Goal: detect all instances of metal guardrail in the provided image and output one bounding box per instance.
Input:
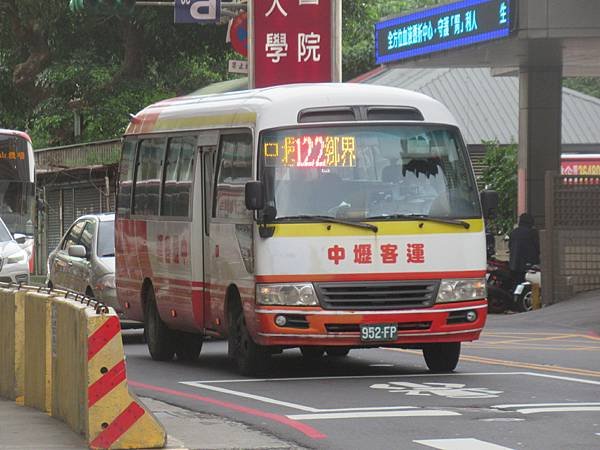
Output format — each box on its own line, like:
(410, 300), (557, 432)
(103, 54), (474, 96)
(35, 139), (121, 171)
(0, 281), (109, 314)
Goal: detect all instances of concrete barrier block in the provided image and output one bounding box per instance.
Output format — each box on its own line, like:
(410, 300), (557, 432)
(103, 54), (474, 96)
(24, 292), (53, 412)
(51, 296), (88, 436)
(85, 309), (166, 449)
(0, 288), (24, 402)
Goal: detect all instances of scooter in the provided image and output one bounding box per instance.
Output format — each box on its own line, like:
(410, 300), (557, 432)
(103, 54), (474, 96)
(486, 256), (515, 314)
(513, 265), (541, 312)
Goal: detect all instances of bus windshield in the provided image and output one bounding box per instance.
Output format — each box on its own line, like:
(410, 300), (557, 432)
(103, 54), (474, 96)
(260, 125), (481, 221)
(0, 133), (35, 235)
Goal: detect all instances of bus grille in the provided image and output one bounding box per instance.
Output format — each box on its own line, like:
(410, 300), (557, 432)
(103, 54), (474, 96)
(315, 280), (439, 310)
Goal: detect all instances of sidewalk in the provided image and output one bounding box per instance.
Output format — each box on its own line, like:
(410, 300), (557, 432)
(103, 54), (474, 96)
(0, 396), (299, 450)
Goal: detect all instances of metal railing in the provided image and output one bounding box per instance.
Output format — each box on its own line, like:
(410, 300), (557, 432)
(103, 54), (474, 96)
(35, 139), (121, 171)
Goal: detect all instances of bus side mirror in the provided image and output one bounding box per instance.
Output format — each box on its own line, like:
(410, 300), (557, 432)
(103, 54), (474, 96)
(245, 181), (265, 211)
(480, 190), (499, 219)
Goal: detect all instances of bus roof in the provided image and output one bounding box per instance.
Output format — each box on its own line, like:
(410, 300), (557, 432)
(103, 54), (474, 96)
(0, 129), (31, 143)
(125, 83), (459, 136)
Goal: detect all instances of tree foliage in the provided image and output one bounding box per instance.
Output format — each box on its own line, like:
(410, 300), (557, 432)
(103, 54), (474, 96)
(480, 141), (518, 234)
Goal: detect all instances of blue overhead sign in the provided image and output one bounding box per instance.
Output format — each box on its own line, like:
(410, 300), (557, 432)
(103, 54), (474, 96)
(375, 0), (512, 64)
(175, 0), (220, 24)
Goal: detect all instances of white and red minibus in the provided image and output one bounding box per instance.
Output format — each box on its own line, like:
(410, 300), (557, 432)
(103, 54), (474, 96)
(115, 83), (496, 375)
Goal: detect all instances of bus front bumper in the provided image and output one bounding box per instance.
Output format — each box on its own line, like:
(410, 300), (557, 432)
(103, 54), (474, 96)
(252, 300), (487, 347)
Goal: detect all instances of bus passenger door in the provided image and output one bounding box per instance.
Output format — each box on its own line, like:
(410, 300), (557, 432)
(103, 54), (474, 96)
(200, 147), (216, 331)
(189, 133), (217, 332)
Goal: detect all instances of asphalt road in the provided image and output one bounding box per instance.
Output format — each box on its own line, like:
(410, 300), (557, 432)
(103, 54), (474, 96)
(125, 293), (600, 450)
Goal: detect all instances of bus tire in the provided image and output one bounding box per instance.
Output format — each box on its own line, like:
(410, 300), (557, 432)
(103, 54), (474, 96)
(144, 286), (175, 361)
(229, 307), (269, 376)
(175, 332), (203, 361)
(422, 342), (461, 373)
(301, 347), (325, 359)
(326, 347), (350, 357)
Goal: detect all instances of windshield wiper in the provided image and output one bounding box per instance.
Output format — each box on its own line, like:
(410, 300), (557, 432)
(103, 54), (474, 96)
(275, 215), (378, 233)
(365, 214), (470, 229)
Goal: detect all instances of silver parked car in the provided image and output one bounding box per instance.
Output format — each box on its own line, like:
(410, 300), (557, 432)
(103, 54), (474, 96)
(47, 213), (118, 313)
(0, 215), (30, 284)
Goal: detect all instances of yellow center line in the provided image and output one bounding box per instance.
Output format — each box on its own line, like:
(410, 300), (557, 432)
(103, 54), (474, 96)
(464, 344), (600, 351)
(483, 332), (600, 340)
(487, 334), (583, 345)
(384, 348), (600, 378)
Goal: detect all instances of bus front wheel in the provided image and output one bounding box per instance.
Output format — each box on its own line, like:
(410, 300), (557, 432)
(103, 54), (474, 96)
(422, 342), (461, 373)
(229, 308), (269, 376)
(144, 287), (175, 361)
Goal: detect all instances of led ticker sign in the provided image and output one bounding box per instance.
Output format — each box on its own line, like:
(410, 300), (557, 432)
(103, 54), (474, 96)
(375, 0), (511, 64)
(263, 135), (357, 168)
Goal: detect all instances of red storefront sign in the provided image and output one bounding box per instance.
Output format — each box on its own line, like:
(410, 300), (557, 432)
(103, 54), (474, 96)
(561, 159), (600, 176)
(252, 0), (333, 88)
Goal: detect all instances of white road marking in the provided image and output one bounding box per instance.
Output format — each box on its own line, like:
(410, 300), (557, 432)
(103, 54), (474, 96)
(369, 364), (394, 367)
(494, 402), (600, 409)
(183, 371), (527, 384)
(517, 372), (600, 386)
(415, 438), (514, 449)
(515, 406), (600, 414)
(181, 372), (599, 419)
(180, 381), (319, 412)
(493, 402), (600, 415)
(288, 410), (460, 420)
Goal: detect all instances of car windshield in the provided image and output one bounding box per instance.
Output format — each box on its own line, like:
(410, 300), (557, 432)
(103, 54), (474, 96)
(97, 220), (115, 257)
(260, 124), (480, 221)
(0, 218), (13, 242)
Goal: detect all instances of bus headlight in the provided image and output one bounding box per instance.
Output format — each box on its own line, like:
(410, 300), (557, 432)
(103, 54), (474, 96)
(257, 284), (319, 306)
(436, 279), (486, 303)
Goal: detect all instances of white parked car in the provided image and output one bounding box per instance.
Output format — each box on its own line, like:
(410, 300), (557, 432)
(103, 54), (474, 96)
(0, 216), (30, 284)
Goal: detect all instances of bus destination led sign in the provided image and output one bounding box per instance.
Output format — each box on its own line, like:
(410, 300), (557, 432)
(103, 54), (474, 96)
(263, 135), (357, 168)
(375, 0), (511, 64)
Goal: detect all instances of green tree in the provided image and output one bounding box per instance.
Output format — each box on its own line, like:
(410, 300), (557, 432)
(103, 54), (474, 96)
(480, 141), (518, 234)
(1, 0), (444, 147)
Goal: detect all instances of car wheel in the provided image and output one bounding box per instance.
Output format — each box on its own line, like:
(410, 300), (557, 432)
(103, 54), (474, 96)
(301, 347), (325, 359)
(175, 332), (203, 361)
(422, 342), (461, 373)
(144, 286), (175, 361)
(326, 347), (351, 357)
(228, 305), (269, 376)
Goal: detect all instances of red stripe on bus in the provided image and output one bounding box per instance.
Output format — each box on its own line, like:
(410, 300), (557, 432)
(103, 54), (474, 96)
(129, 380), (327, 440)
(88, 360), (127, 408)
(88, 316), (121, 361)
(255, 270), (486, 284)
(89, 401), (145, 449)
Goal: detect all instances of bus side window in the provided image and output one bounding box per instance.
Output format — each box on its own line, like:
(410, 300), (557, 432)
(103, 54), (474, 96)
(214, 132), (253, 219)
(117, 139), (137, 216)
(133, 138), (166, 216)
(161, 136), (195, 218)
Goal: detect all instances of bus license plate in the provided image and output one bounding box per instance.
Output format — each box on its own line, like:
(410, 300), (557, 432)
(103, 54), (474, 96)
(360, 323), (398, 342)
